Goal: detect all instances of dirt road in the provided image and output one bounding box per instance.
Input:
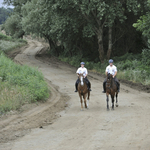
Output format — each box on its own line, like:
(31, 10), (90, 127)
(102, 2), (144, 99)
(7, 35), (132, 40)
(1, 40), (150, 150)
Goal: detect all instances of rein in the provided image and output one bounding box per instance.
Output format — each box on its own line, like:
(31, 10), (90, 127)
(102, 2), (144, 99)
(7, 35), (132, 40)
(106, 75), (113, 94)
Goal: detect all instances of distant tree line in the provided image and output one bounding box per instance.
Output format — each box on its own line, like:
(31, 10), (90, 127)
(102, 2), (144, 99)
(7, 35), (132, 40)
(0, 7), (12, 24)
(2, 0), (150, 62)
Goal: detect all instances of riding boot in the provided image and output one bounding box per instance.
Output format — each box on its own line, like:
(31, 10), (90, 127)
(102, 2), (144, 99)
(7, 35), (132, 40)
(117, 83), (120, 92)
(88, 83), (92, 91)
(74, 82), (78, 92)
(102, 82), (106, 93)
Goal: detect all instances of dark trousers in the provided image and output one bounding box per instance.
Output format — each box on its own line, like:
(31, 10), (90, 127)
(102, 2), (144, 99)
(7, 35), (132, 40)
(75, 77), (91, 90)
(103, 77), (120, 91)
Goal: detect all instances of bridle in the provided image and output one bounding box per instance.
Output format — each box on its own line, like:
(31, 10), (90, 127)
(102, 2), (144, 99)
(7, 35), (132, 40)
(106, 74), (113, 93)
(79, 74), (85, 86)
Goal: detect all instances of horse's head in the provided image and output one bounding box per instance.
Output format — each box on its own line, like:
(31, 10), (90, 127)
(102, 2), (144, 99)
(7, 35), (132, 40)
(107, 73), (113, 82)
(79, 74), (84, 86)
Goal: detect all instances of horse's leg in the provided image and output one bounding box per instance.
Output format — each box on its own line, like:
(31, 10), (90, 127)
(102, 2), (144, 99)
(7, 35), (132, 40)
(87, 91), (90, 108)
(116, 92), (119, 107)
(106, 94), (109, 110)
(79, 94), (83, 111)
(111, 94), (115, 110)
(84, 94), (87, 108)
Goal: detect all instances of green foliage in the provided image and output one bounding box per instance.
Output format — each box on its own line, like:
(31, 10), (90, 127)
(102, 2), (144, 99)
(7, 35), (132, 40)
(141, 49), (150, 65)
(4, 14), (24, 38)
(3, 0), (147, 61)
(0, 81), (32, 113)
(133, 0), (150, 39)
(60, 51), (150, 85)
(0, 53), (49, 114)
(0, 33), (27, 52)
(0, 7), (12, 24)
(0, 32), (12, 40)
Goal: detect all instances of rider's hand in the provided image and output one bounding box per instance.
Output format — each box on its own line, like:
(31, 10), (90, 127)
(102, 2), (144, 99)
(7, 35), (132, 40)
(113, 76), (115, 78)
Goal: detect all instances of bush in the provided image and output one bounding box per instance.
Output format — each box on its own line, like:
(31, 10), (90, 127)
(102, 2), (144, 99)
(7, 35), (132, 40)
(0, 32), (12, 41)
(59, 52), (150, 85)
(142, 49), (150, 65)
(0, 54), (49, 114)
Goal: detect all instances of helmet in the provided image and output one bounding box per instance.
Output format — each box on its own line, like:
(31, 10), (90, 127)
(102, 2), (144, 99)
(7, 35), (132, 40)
(80, 62), (85, 65)
(109, 59), (113, 63)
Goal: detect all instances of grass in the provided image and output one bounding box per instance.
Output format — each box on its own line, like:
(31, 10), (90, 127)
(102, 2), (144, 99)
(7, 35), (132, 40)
(0, 33), (49, 114)
(0, 53), (49, 114)
(0, 33), (27, 53)
(59, 52), (150, 85)
(0, 81), (32, 114)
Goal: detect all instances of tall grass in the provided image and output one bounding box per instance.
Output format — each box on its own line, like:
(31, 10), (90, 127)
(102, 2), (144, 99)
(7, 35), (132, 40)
(0, 33), (27, 53)
(0, 33), (49, 114)
(0, 53), (49, 114)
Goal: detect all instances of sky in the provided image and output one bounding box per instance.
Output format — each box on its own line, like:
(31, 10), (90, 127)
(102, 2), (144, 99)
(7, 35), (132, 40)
(0, 0), (14, 8)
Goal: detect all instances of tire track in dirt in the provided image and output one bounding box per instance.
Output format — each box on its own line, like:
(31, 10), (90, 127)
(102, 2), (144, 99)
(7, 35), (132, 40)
(0, 40), (69, 148)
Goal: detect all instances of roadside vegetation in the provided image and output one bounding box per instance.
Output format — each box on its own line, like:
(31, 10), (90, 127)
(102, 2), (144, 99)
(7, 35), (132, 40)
(0, 33), (49, 114)
(59, 50), (150, 85)
(0, 33), (27, 53)
(1, 1), (150, 89)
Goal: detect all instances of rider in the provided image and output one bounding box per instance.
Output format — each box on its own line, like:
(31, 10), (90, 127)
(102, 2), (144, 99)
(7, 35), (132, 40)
(102, 59), (120, 93)
(74, 62), (91, 92)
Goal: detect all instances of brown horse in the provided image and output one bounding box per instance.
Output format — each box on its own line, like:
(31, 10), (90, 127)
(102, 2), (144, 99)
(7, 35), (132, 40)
(106, 73), (119, 110)
(78, 74), (90, 110)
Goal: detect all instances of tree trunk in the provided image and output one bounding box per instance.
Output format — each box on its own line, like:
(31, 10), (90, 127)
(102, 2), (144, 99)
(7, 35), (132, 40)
(107, 26), (112, 59)
(97, 28), (104, 63)
(48, 38), (54, 50)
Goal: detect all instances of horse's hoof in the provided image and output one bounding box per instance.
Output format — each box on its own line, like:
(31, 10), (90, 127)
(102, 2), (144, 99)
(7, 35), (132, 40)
(112, 108), (114, 110)
(107, 108), (110, 111)
(116, 104), (119, 107)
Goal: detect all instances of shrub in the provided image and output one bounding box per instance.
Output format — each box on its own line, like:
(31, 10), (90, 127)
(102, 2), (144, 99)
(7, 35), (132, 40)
(59, 52), (150, 85)
(142, 49), (150, 66)
(0, 53), (49, 114)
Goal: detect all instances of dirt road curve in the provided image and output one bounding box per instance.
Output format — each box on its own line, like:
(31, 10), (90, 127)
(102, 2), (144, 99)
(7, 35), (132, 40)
(1, 40), (150, 150)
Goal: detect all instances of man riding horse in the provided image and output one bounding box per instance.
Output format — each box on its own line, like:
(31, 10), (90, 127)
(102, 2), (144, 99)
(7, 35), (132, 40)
(102, 59), (120, 93)
(75, 62), (92, 92)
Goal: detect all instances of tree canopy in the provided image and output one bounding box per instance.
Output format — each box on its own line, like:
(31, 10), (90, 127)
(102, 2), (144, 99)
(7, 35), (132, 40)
(2, 0), (149, 62)
(0, 7), (12, 24)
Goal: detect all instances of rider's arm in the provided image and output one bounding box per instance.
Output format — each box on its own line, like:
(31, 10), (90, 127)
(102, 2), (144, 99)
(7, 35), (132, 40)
(105, 66), (108, 75)
(113, 66), (117, 78)
(84, 69), (88, 78)
(113, 71), (117, 78)
(84, 74), (87, 78)
(76, 68), (80, 76)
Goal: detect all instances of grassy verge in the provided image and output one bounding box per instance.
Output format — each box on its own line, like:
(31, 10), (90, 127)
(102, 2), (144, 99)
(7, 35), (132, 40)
(0, 53), (49, 114)
(0, 33), (49, 114)
(0, 33), (27, 53)
(59, 51), (150, 85)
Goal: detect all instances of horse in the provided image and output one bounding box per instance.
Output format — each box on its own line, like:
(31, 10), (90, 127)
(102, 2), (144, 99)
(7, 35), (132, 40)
(106, 73), (119, 110)
(78, 74), (90, 110)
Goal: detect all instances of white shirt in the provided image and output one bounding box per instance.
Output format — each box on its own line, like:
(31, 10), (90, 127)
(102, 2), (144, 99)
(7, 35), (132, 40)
(76, 67), (88, 77)
(106, 65), (117, 75)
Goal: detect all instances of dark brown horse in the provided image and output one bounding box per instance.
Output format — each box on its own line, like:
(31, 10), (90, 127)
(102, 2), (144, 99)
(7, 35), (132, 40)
(78, 74), (90, 110)
(106, 73), (119, 110)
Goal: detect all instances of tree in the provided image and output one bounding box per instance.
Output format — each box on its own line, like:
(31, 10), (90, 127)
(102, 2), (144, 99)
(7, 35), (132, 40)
(0, 7), (12, 24)
(4, 13), (24, 38)
(133, 0), (150, 39)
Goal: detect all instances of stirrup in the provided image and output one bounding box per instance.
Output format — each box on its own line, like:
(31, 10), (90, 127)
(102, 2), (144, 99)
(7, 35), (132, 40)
(102, 91), (106, 93)
(74, 90), (78, 92)
(89, 89), (92, 91)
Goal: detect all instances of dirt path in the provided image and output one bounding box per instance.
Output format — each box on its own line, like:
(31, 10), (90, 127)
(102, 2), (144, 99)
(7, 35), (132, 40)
(1, 40), (150, 150)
